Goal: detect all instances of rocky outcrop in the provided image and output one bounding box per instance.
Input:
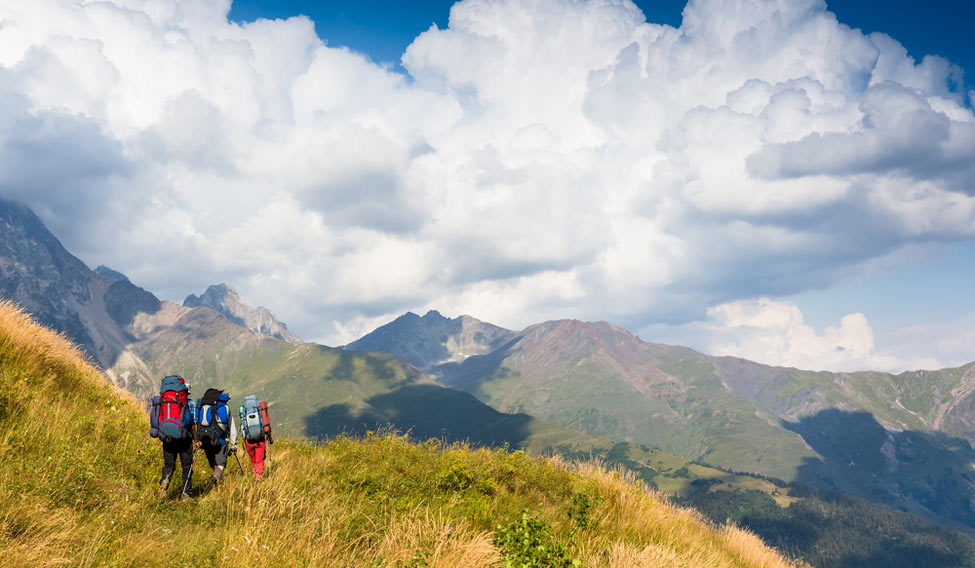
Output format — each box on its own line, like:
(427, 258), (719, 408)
(183, 283), (300, 343)
(343, 309), (516, 369)
(94, 265), (128, 283)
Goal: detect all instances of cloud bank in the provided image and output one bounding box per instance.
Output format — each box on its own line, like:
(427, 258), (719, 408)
(644, 298), (941, 373)
(0, 0), (972, 371)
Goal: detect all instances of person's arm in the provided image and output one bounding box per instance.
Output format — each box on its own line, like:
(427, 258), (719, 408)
(187, 399), (198, 441)
(228, 414), (238, 448)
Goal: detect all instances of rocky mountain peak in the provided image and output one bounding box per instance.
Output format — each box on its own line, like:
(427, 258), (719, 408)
(183, 282), (236, 308)
(94, 265), (129, 283)
(345, 310), (516, 369)
(0, 198), (92, 304)
(520, 318), (633, 346)
(183, 283), (300, 343)
(0, 199), (161, 371)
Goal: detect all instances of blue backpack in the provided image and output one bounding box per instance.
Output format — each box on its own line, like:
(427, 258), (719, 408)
(196, 388), (229, 446)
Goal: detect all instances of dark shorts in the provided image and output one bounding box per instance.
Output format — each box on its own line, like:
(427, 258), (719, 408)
(202, 441), (229, 468)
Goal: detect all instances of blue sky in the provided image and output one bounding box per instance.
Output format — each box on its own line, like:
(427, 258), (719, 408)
(1, 0), (972, 371)
(228, 0), (974, 86)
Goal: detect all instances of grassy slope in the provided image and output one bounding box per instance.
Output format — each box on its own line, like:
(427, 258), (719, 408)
(0, 300), (799, 567)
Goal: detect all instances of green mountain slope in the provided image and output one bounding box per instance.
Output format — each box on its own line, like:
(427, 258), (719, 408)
(434, 318), (975, 531)
(438, 319), (817, 479)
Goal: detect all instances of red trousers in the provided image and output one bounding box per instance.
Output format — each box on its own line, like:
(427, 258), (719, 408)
(243, 439), (266, 479)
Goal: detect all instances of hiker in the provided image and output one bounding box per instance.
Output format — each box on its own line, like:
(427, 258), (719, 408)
(150, 375), (196, 500)
(195, 388), (237, 489)
(240, 395), (273, 479)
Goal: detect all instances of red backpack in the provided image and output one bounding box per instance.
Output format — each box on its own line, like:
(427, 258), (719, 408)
(158, 375), (189, 442)
(259, 401), (273, 444)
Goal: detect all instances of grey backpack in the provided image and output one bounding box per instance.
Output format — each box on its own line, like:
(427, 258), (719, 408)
(240, 395), (264, 442)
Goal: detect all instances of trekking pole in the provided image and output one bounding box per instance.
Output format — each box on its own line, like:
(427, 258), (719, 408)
(181, 446), (198, 496)
(233, 449), (244, 475)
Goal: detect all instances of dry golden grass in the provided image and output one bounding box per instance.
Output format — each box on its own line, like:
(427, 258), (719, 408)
(368, 509), (501, 567)
(562, 460), (803, 568)
(0, 299), (803, 567)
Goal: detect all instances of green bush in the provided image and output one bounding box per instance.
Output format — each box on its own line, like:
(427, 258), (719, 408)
(494, 511), (580, 568)
(567, 492), (602, 533)
(476, 475), (498, 496)
(437, 463), (474, 492)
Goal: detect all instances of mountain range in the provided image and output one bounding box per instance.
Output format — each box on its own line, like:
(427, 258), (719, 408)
(3, 196), (975, 550)
(348, 295), (975, 532)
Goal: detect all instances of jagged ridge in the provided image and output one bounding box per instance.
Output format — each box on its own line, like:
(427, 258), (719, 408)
(344, 309), (516, 369)
(184, 283), (300, 343)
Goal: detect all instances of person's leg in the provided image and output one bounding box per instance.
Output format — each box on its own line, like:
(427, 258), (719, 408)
(244, 439), (256, 466)
(203, 444), (218, 469)
(244, 440), (262, 478)
(200, 444), (215, 487)
(211, 443), (228, 486)
(177, 438), (193, 496)
(253, 441), (266, 479)
(160, 441), (176, 490)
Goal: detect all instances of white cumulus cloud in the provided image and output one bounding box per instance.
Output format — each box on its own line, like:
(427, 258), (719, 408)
(642, 297), (941, 372)
(0, 0), (971, 354)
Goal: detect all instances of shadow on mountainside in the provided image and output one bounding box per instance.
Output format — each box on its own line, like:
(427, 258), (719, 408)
(783, 408), (975, 531)
(433, 338), (519, 392)
(679, 478), (975, 568)
(302, 383), (537, 448)
(326, 346), (400, 383)
(103, 279), (161, 337)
